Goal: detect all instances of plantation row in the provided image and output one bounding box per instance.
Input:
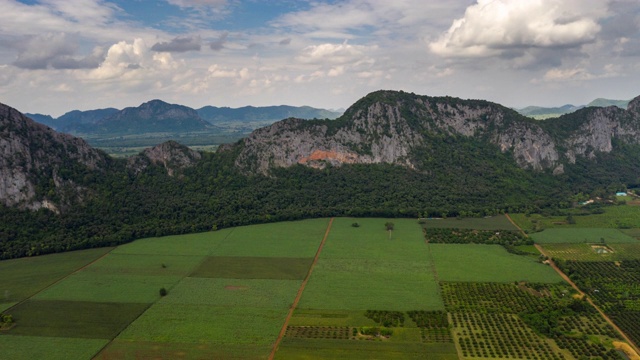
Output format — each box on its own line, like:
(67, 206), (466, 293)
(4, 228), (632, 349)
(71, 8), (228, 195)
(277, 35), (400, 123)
(424, 228), (531, 246)
(441, 282), (560, 313)
(558, 260), (640, 346)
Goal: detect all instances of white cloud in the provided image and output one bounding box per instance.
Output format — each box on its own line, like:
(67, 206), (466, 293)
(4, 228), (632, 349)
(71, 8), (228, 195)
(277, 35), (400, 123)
(430, 0), (608, 57)
(166, 0), (227, 8)
(296, 42), (374, 65)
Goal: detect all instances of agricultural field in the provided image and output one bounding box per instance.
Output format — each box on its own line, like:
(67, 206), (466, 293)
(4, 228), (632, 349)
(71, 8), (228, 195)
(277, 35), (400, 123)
(510, 204), (640, 231)
(420, 215), (518, 230)
(429, 244), (561, 283)
(541, 243), (640, 261)
(531, 228), (638, 244)
(2, 216), (640, 359)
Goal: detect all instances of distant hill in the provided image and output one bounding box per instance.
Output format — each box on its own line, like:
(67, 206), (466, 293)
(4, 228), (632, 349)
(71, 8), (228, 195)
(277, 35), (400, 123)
(197, 105), (341, 123)
(587, 98), (630, 108)
(517, 98), (630, 119)
(73, 100), (215, 135)
(26, 103), (341, 137)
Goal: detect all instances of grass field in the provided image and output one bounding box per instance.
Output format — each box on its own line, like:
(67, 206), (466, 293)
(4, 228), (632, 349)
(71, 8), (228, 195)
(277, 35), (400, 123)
(298, 258), (443, 311)
(97, 340), (267, 360)
(112, 229), (233, 256)
(33, 272), (183, 303)
(160, 277), (301, 308)
(511, 205), (640, 231)
(83, 253), (205, 276)
(275, 339), (459, 360)
(0, 335), (109, 360)
(191, 256), (312, 280)
(530, 228), (638, 244)
(7, 216), (629, 359)
(212, 218), (329, 257)
(117, 304), (286, 346)
(429, 244), (562, 283)
(299, 218), (443, 311)
(0, 247), (112, 309)
(7, 300), (148, 339)
(420, 215), (518, 230)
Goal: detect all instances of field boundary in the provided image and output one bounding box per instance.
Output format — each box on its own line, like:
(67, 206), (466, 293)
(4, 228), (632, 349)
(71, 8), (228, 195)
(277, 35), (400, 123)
(4, 247), (115, 314)
(268, 217), (334, 360)
(505, 213), (527, 237)
(535, 244), (640, 355)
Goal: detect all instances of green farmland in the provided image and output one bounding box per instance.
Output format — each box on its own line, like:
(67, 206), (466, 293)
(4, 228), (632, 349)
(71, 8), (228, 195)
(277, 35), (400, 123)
(1, 216), (639, 359)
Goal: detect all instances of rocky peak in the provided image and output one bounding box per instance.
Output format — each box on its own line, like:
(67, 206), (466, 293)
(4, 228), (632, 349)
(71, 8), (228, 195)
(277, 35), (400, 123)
(128, 140), (201, 176)
(231, 90), (640, 175)
(0, 102), (108, 211)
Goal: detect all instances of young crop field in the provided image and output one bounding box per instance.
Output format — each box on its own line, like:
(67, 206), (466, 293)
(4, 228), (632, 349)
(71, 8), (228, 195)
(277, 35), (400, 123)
(4, 217), (640, 359)
(511, 205), (640, 231)
(429, 244), (562, 283)
(420, 215), (518, 230)
(112, 228), (234, 256)
(541, 243), (640, 261)
(191, 256), (312, 279)
(83, 253), (206, 277)
(0, 247), (112, 309)
(33, 272), (183, 303)
(0, 335), (109, 360)
(212, 218), (329, 257)
(6, 299), (148, 339)
(275, 338), (459, 360)
(531, 228), (638, 244)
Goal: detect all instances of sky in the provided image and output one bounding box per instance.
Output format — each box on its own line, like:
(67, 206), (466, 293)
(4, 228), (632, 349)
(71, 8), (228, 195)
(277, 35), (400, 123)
(0, 0), (639, 117)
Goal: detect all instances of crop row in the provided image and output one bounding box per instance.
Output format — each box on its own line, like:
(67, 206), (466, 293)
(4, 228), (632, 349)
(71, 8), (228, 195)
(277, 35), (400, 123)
(424, 228), (531, 246)
(441, 282), (557, 313)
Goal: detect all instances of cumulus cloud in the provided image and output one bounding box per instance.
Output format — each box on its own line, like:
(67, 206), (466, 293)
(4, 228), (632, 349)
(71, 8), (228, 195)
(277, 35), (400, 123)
(296, 42), (373, 65)
(85, 39), (179, 80)
(279, 38), (291, 46)
(430, 0), (608, 57)
(12, 32), (105, 70)
(151, 36), (201, 52)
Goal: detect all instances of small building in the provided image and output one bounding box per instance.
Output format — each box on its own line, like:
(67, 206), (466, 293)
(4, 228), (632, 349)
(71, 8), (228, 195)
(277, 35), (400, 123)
(616, 192), (628, 196)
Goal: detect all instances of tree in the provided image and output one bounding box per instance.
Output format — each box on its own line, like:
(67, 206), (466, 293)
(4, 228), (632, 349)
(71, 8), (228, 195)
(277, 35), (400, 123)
(385, 222), (394, 240)
(159, 287), (168, 297)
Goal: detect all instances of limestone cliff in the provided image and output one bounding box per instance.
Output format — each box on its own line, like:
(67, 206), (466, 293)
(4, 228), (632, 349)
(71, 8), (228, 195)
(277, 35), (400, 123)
(230, 91), (640, 175)
(128, 140), (201, 176)
(0, 102), (108, 211)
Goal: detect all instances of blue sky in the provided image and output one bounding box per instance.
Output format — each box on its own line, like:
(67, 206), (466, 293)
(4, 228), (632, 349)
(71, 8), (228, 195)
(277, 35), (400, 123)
(1, 0), (639, 116)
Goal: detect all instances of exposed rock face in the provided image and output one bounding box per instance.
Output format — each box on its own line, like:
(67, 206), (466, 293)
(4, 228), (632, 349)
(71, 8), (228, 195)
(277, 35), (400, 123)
(128, 140), (201, 176)
(0, 102), (108, 211)
(231, 91), (640, 175)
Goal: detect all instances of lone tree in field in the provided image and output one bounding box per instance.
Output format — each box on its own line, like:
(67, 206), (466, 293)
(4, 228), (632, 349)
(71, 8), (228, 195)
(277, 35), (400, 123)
(159, 287), (168, 297)
(385, 222), (395, 240)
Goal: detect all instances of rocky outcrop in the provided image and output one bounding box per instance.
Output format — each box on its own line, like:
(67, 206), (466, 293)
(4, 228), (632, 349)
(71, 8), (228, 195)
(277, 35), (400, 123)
(230, 91), (640, 175)
(0, 102), (108, 211)
(128, 140), (201, 176)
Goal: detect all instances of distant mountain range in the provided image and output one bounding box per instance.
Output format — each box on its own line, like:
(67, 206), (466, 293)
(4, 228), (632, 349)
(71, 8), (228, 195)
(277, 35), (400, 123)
(516, 98), (630, 118)
(26, 101), (342, 137)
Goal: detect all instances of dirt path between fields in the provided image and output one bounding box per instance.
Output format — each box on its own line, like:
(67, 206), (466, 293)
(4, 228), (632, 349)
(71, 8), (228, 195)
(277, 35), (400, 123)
(505, 214), (640, 354)
(268, 217), (335, 360)
(4, 247), (115, 313)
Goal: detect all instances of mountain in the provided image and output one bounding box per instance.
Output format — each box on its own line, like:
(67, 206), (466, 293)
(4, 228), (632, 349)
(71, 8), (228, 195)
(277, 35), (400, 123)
(0, 102), (110, 212)
(3, 90), (640, 260)
(516, 98), (630, 119)
(71, 100), (215, 135)
(24, 113), (56, 128)
(231, 90), (640, 176)
(197, 105), (341, 123)
(517, 104), (583, 117)
(587, 98), (630, 108)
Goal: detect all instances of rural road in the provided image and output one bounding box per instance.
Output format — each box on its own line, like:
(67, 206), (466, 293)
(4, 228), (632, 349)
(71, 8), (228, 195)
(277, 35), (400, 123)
(268, 217), (335, 360)
(505, 213), (639, 355)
